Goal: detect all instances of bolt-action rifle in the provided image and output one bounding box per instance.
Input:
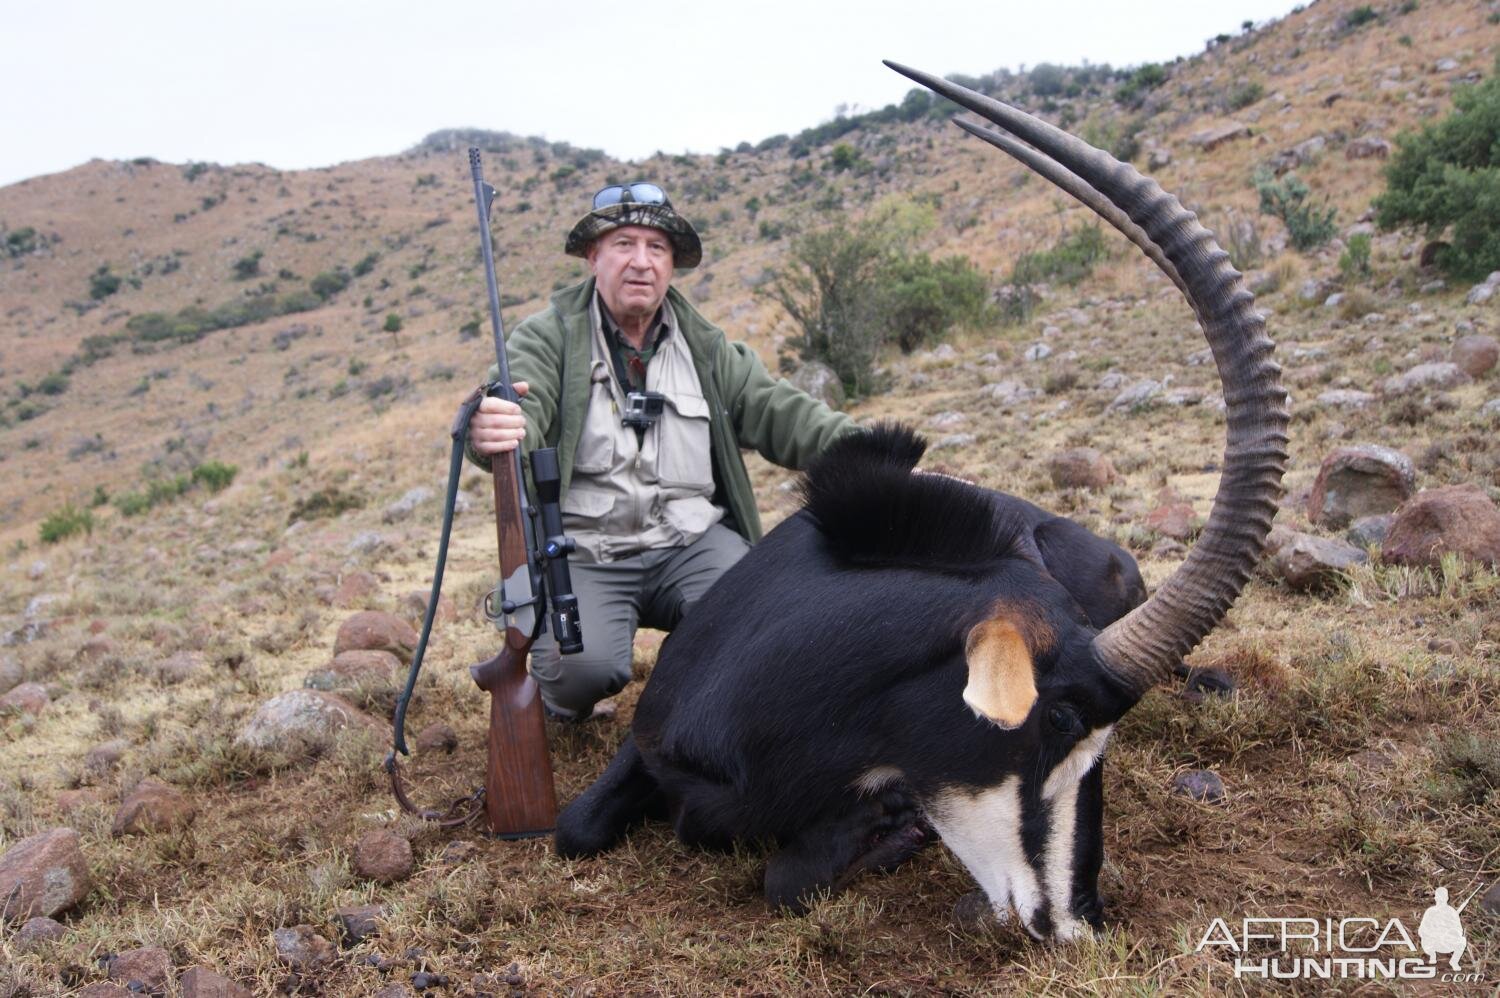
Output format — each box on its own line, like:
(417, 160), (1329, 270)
(386, 148), (583, 838)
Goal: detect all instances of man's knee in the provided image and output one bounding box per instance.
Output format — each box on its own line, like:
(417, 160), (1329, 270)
(531, 644), (634, 716)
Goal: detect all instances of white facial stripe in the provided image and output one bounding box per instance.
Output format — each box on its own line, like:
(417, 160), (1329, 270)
(928, 727), (1114, 939)
(852, 766), (904, 796)
(1040, 725), (1112, 940)
(928, 776), (1042, 930)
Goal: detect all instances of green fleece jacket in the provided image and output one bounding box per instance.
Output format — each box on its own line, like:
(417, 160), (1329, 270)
(466, 278), (855, 543)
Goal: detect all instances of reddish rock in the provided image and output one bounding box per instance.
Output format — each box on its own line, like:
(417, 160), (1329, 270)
(1047, 448), (1118, 490)
(0, 657), (23, 693)
(400, 590), (458, 627)
(77, 985), (132, 997)
(107, 946), (173, 991)
(354, 828), (413, 883)
(15, 915), (67, 948)
(264, 549), (296, 569)
(303, 649), (403, 706)
(1146, 500), (1200, 541)
(333, 570), (382, 608)
(1383, 484), (1500, 568)
(0, 827), (91, 921)
(1452, 334), (1499, 378)
(85, 739), (130, 774)
(415, 722), (458, 755)
(180, 966), (253, 998)
(1272, 532), (1368, 590)
(1308, 445), (1417, 529)
(79, 637), (113, 660)
(329, 648), (401, 678)
(113, 779), (197, 836)
(155, 650), (205, 685)
(236, 689), (382, 751)
(333, 611), (418, 660)
(272, 924), (337, 971)
(57, 788), (103, 816)
(0, 682), (50, 717)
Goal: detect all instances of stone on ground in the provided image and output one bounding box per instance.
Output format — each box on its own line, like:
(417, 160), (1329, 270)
(1307, 445), (1416, 529)
(333, 611), (418, 659)
(113, 779), (197, 836)
(355, 828), (414, 883)
(236, 690), (382, 752)
(107, 946), (173, 991)
(0, 827), (91, 921)
(1382, 484), (1500, 568)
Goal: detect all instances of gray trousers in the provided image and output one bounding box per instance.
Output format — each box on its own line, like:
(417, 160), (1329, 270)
(528, 524), (750, 716)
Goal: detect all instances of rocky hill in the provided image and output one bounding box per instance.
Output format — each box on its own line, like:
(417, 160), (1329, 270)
(0, 0), (1497, 993)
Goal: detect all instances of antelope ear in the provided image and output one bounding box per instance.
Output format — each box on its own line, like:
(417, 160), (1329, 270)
(963, 617), (1038, 728)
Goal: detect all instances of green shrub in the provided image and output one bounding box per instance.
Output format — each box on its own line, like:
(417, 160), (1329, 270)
(1011, 225), (1110, 286)
(89, 266), (121, 300)
(1116, 63), (1166, 107)
(353, 252), (380, 276)
(1253, 169), (1337, 250)
(1227, 81), (1264, 111)
(40, 504), (92, 544)
(3, 227), (37, 257)
(231, 250), (263, 280)
(763, 200), (990, 393)
(310, 270), (350, 299)
(35, 372), (69, 396)
(1342, 5), (1378, 30)
(383, 312), (403, 333)
(1339, 233), (1372, 283)
(191, 460), (237, 493)
(829, 144), (863, 174)
(1374, 58), (1500, 280)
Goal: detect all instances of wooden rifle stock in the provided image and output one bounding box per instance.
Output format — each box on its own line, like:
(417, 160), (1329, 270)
(472, 446), (558, 838)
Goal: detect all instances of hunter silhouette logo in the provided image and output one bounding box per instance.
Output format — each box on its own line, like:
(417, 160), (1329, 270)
(1418, 885), (1479, 972)
(1196, 883), (1487, 982)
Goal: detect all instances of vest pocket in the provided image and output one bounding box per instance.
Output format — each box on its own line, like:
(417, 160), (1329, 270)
(573, 375), (617, 474)
(561, 485), (616, 519)
(656, 391), (713, 490)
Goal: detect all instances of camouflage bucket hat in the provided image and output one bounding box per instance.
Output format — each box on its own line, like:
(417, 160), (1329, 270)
(564, 188), (702, 270)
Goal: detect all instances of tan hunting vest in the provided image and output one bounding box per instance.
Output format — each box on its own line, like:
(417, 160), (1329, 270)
(560, 295), (723, 562)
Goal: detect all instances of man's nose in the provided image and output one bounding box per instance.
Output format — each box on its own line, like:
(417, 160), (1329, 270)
(627, 242), (652, 268)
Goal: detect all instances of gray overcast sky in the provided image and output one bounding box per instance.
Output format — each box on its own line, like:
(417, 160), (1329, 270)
(3, 0), (1304, 189)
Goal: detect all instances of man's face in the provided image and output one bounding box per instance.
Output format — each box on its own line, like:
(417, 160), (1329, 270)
(587, 225), (674, 324)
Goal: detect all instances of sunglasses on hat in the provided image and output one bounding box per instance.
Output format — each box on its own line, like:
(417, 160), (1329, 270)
(592, 182), (669, 210)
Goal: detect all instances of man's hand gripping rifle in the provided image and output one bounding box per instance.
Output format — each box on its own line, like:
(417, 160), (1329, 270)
(386, 148), (583, 838)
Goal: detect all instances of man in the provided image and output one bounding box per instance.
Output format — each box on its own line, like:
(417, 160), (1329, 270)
(466, 182), (854, 719)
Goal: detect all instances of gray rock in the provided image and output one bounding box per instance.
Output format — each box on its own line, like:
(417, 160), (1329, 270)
(1272, 532), (1368, 590)
(1107, 379), (1162, 412)
(0, 657), (23, 694)
(1346, 514), (1396, 549)
(984, 379), (1038, 405)
(180, 966), (253, 998)
(952, 888), (995, 929)
(928, 410), (967, 430)
(931, 433), (976, 451)
(1344, 136), (1391, 160)
(1308, 445), (1416, 528)
(787, 361), (845, 411)
(154, 651), (205, 685)
(1323, 292), (1346, 309)
(347, 531), (389, 556)
(1023, 342), (1052, 362)
(26, 561), (46, 581)
(1382, 362), (1468, 395)
(382, 487), (434, 524)
(0, 682), (49, 717)
(84, 739), (130, 774)
(1483, 398), (1500, 418)
(273, 924), (336, 971)
(1171, 769), (1226, 803)
(1316, 389), (1375, 409)
(1481, 881), (1500, 916)
(1467, 283), (1495, 306)
(0, 827), (91, 921)
(236, 690), (382, 752)
(1096, 370), (1128, 391)
(334, 903), (385, 944)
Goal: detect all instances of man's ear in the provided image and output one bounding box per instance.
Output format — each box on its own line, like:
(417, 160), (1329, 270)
(962, 616), (1038, 729)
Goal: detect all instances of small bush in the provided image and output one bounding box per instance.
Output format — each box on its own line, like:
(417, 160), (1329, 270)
(1116, 63), (1166, 107)
(3, 227), (37, 257)
(191, 460), (238, 493)
(310, 270), (350, 300)
(88, 266), (121, 300)
(34, 372), (69, 396)
(1342, 5), (1378, 30)
(1374, 58), (1500, 280)
(289, 487), (364, 523)
(884, 253), (991, 353)
(1253, 169), (1337, 250)
(40, 504), (92, 544)
(1339, 233), (1372, 283)
(383, 312), (403, 333)
(1227, 81), (1264, 111)
(1012, 225), (1109, 286)
(231, 250), (263, 280)
(352, 252), (380, 277)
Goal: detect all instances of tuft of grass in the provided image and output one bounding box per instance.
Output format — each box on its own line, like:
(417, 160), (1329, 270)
(39, 502), (93, 543)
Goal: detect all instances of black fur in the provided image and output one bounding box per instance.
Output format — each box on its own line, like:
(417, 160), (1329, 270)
(556, 424), (1147, 925)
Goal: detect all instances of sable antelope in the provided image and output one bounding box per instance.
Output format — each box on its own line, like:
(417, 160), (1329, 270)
(553, 63), (1288, 940)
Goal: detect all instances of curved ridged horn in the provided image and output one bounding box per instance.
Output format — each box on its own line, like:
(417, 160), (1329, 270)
(886, 61), (1288, 695)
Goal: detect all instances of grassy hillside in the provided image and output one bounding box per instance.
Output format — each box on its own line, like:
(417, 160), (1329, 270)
(0, 0), (1497, 993)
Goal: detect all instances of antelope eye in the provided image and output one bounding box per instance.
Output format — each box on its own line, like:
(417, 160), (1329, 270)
(1047, 704), (1081, 735)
